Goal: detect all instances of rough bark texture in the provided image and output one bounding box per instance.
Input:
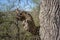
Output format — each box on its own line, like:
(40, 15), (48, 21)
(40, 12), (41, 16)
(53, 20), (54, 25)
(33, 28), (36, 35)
(39, 0), (60, 40)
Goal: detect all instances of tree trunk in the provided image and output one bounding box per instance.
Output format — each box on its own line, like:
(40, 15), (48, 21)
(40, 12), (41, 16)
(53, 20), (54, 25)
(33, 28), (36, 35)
(39, 0), (60, 40)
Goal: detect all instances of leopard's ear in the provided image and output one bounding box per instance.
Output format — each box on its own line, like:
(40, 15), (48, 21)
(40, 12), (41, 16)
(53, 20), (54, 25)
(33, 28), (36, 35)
(15, 8), (20, 14)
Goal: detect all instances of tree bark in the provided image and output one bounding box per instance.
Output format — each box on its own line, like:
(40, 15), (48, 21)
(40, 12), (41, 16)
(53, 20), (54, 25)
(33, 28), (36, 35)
(39, 0), (60, 40)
